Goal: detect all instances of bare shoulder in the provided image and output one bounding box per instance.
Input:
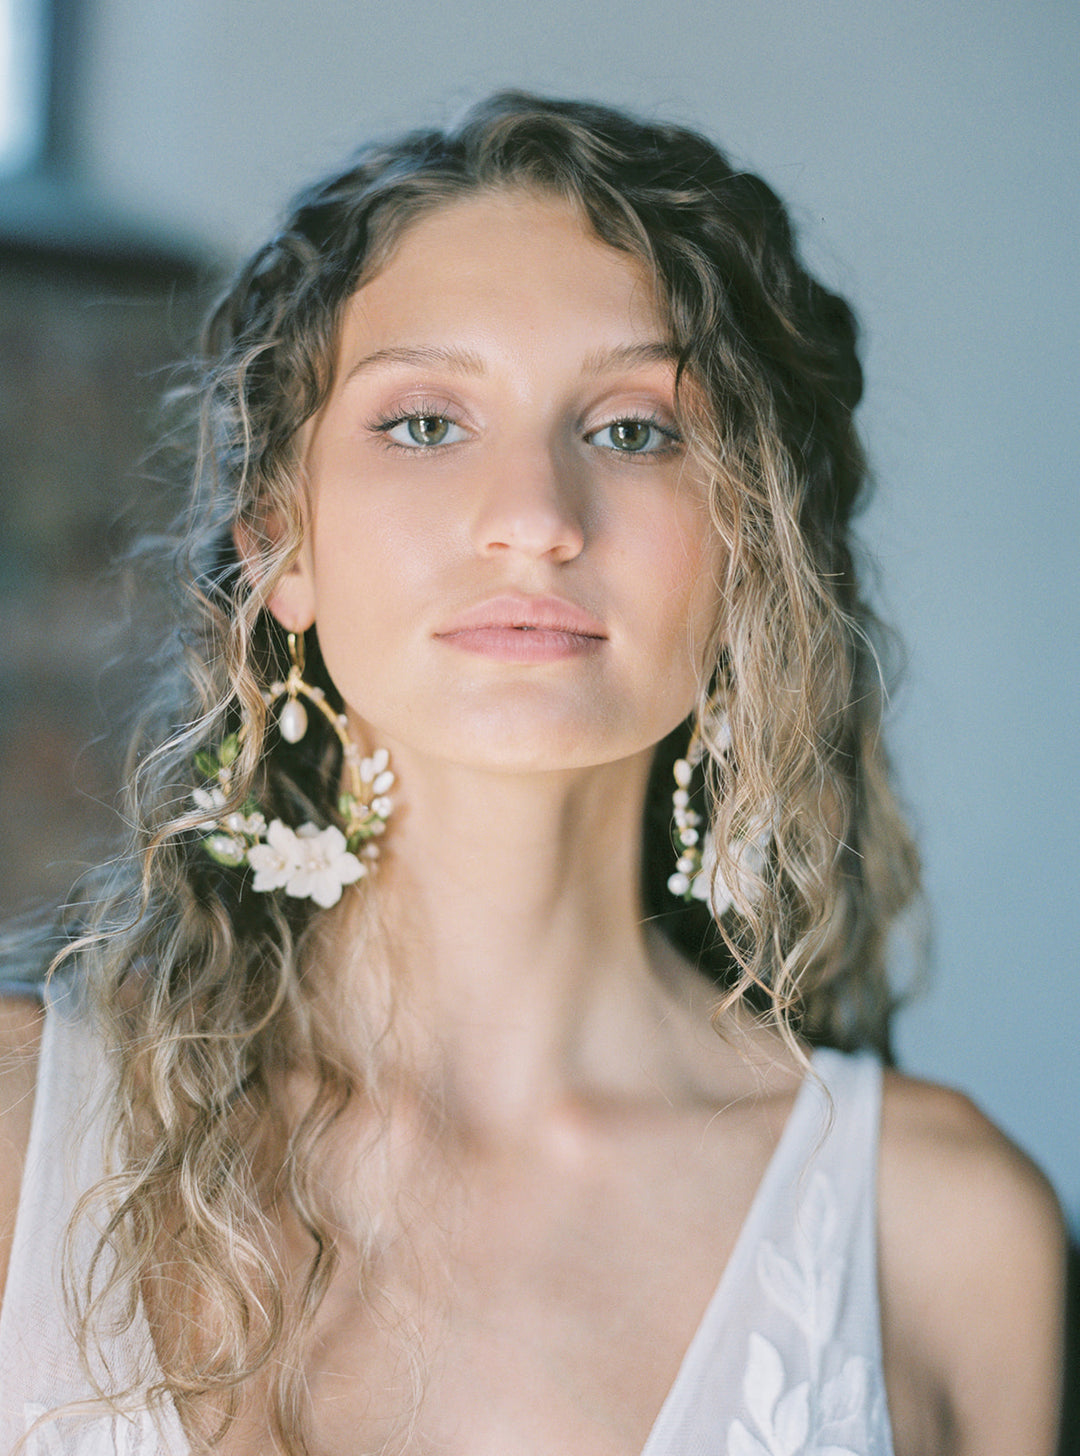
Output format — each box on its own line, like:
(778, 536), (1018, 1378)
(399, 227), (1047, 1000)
(0, 992), (45, 1128)
(0, 992), (45, 1300)
(878, 1069), (1066, 1456)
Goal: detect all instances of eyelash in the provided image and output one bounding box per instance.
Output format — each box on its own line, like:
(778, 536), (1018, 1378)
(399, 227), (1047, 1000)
(367, 405), (683, 455)
(369, 400), (460, 452)
(586, 414), (683, 456)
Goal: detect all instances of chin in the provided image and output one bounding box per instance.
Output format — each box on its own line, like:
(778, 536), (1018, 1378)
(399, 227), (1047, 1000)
(426, 699), (669, 777)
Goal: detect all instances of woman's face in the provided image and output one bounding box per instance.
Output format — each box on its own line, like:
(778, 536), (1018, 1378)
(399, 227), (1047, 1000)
(271, 188), (723, 775)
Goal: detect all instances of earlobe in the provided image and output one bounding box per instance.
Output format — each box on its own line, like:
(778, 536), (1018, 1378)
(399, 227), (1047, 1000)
(232, 518), (317, 634)
(265, 568), (317, 634)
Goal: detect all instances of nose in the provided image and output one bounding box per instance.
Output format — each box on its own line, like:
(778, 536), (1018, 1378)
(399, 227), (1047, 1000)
(470, 441), (586, 563)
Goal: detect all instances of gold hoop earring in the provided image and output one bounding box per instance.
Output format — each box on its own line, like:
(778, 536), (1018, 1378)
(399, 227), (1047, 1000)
(192, 631), (395, 908)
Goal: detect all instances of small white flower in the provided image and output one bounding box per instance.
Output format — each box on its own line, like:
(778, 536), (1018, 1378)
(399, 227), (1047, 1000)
(712, 716), (734, 756)
(690, 832), (770, 916)
(361, 748), (389, 780)
(193, 786), (227, 829)
(199, 743), (392, 901)
(284, 823), (365, 908)
(247, 819), (301, 892)
(205, 832), (247, 867)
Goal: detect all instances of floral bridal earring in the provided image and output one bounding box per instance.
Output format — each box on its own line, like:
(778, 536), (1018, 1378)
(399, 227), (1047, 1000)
(667, 708), (769, 918)
(194, 631), (395, 908)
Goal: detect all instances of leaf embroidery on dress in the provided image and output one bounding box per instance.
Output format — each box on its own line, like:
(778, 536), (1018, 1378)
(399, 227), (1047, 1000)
(726, 1173), (876, 1456)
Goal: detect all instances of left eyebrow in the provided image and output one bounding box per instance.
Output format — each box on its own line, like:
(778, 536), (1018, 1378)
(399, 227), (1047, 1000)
(580, 342), (680, 375)
(343, 344), (488, 383)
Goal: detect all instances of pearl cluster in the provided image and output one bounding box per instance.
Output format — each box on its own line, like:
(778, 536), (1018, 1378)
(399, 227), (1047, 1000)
(664, 713), (773, 916)
(667, 753), (705, 899)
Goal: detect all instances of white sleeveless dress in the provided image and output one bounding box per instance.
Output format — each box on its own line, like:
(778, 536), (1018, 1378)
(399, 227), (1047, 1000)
(0, 990), (895, 1455)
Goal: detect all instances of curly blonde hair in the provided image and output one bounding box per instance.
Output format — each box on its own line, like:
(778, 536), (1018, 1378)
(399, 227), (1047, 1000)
(46, 92), (919, 1452)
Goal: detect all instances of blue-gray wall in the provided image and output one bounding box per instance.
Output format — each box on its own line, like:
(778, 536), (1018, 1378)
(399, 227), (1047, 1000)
(74, 0), (1079, 1223)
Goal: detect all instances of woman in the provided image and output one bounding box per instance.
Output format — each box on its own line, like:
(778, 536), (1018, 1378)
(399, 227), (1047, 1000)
(0, 93), (1064, 1455)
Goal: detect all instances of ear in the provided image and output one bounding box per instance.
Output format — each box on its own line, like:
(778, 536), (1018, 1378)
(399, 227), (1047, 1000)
(233, 515), (317, 634)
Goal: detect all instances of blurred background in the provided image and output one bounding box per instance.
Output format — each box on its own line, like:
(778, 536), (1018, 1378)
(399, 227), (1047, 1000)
(0, 0), (1076, 1255)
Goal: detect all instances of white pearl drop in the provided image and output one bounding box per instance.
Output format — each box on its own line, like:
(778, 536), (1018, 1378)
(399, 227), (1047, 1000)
(279, 697), (308, 744)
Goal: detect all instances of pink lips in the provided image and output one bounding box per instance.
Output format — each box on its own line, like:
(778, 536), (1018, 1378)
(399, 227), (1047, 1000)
(434, 594), (607, 662)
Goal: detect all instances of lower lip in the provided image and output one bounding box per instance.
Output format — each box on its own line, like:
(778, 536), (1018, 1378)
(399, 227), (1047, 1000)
(436, 627), (605, 661)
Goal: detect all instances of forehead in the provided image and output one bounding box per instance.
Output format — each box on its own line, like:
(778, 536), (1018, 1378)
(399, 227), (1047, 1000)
(335, 189), (669, 366)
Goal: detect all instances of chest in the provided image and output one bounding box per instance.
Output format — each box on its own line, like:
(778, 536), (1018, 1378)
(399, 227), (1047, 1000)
(214, 1114), (779, 1456)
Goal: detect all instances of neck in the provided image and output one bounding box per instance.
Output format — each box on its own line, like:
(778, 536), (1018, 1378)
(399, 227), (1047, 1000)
(329, 749), (707, 1125)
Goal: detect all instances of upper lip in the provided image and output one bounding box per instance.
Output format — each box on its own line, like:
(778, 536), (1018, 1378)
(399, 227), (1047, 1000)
(435, 594), (607, 638)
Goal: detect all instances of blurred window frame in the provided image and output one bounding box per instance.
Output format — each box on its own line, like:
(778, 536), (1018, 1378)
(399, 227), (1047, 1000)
(1, 0), (78, 179)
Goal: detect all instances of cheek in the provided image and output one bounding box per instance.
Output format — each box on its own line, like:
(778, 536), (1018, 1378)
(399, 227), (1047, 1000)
(639, 500), (722, 643)
(307, 508), (398, 681)
(305, 483), (454, 716)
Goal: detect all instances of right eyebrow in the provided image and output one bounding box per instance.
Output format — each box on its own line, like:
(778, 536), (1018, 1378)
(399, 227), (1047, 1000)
(343, 345), (488, 384)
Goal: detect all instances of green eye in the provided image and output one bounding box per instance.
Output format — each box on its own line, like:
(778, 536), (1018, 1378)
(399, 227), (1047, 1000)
(380, 414), (468, 447)
(610, 420), (653, 451)
(588, 419), (677, 454)
(405, 416), (450, 445)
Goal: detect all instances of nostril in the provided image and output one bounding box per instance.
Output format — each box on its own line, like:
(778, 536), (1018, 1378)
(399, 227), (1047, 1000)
(474, 498), (586, 561)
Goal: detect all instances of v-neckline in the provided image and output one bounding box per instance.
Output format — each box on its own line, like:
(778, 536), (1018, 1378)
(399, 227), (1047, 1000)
(120, 1031), (824, 1456)
(637, 1047), (823, 1456)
